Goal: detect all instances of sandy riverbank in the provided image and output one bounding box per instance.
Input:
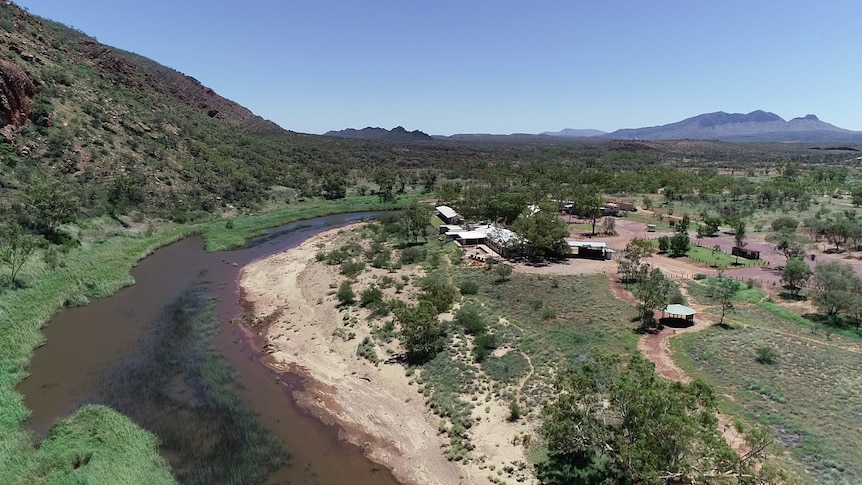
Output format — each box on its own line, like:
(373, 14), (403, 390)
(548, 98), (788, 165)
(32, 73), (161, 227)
(239, 225), (512, 485)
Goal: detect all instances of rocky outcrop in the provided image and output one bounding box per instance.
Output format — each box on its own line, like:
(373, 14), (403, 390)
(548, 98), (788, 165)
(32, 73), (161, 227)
(0, 56), (35, 140)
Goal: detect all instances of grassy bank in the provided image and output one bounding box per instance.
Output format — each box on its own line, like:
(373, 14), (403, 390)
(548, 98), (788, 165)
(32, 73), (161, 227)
(0, 195), (415, 484)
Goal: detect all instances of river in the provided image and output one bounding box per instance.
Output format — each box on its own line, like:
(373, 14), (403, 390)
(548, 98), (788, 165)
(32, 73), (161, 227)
(17, 212), (402, 485)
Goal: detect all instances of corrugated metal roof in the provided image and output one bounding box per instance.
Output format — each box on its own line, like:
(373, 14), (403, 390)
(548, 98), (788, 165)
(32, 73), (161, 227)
(454, 231), (486, 239)
(663, 304), (697, 316)
(568, 241), (607, 249)
(436, 205), (459, 219)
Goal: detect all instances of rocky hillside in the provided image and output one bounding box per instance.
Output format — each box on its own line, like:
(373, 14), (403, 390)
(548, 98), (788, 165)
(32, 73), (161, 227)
(0, 2), (353, 221)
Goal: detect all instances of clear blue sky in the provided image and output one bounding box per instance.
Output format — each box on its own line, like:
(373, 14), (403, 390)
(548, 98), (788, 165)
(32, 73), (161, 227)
(14, 1), (862, 135)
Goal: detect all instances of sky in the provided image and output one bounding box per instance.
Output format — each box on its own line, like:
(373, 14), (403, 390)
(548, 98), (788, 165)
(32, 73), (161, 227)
(14, 1), (862, 135)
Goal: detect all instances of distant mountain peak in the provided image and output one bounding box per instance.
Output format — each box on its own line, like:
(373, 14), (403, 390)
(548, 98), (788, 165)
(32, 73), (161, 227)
(324, 126), (432, 141)
(602, 110), (860, 143)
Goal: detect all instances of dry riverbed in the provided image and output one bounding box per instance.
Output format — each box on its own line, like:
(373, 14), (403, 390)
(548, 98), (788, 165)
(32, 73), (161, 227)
(240, 225), (531, 485)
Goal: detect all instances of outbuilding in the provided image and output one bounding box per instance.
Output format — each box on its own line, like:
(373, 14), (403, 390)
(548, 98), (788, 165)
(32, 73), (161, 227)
(662, 304), (697, 323)
(435, 205), (463, 224)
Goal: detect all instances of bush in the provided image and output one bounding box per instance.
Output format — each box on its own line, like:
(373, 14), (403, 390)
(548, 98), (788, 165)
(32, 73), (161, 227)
(508, 401), (522, 422)
(458, 279), (479, 295)
(669, 290), (686, 305)
(755, 346), (780, 365)
(340, 259), (365, 278)
(356, 336), (379, 364)
(693, 273), (707, 280)
(400, 246), (427, 264)
(419, 275), (458, 313)
(494, 263), (513, 282)
(473, 333), (498, 362)
(360, 286), (383, 308)
(455, 304), (486, 335)
(336, 280), (355, 305)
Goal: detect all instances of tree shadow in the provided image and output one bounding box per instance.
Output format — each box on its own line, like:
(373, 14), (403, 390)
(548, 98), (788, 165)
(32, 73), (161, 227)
(778, 291), (806, 301)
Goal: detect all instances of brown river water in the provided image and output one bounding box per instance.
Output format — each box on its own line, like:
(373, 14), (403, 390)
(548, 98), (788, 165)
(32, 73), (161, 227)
(17, 213), (401, 485)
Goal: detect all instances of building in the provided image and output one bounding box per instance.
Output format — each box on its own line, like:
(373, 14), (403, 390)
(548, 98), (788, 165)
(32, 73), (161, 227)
(435, 205), (463, 225)
(471, 224), (522, 257)
(567, 241), (613, 260)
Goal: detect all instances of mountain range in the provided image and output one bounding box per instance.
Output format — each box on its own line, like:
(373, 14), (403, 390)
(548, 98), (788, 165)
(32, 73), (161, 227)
(427, 111), (862, 143)
(324, 126), (433, 141)
(546, 110), (862, 143)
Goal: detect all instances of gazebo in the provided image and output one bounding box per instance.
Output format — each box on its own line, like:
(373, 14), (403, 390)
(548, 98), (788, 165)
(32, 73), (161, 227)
(662, 304), (696, 323)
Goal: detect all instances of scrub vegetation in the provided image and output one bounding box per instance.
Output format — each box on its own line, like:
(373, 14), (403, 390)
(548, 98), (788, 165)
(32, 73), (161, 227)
(2, 1), (862, 483)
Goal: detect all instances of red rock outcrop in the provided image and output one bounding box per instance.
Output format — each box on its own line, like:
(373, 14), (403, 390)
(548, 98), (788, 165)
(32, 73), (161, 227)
(0, 56), (35, 140)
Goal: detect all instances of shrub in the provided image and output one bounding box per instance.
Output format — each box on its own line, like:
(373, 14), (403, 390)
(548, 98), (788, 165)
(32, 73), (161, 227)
(340, 259), (365, 278)
(371, 250), (391, 269)
(508, 401), (522, 422)
(455, 304), (486, 335)
(755, 346), (780, 365)
(419, 275), (458, 313)
(336, 280), (355, 305)
(668, 290), (686, 305)
(458, 279), (479, 295)
(473, 333), (498, 362)
(400, 246), (427, 264)
(360, 286), (384, 308)
(356, 336), (379, 364)
(494, 264), (513, 282)
(693, 273), (707, 280)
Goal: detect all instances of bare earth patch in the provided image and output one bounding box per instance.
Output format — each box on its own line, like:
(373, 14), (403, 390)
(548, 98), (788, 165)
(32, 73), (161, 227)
(240, 226), (511, 485)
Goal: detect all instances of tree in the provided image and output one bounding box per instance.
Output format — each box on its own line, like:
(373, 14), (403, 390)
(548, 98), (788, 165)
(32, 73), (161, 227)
(780, 257), (812, 297)
(21, 179), (80, 237)
(397, 300), (446, 364)
(617, 237), (655, 285)
(106, 174), (145, 215)
(574, 191), (603, 236)
(538, 353), (746, 484)
(732, 219), (747, 264)
(765, 230), (806, 261)
(484, 191), (528, 225)
(634, 266), (670, 330)
(438, 181), (461, 205)
(421, 169), (438, 193)
(641, 195), (653, 210)
(372, 167), (397, 202)
(697, 216), (721, 238)
(0, 221), (45, 286)
(510, 203), (569, 260)
(398, 201), (432, 244)
(709, 277), (740, 325)
(823, 219), (849, 252)
(811, 261), (861, 323)
(320, 173), (347, 200)
(657, 235), (670, 253)
(771, 216), (799, 233)
(601, 216), (616, 236)
(669, 232), (690, 257)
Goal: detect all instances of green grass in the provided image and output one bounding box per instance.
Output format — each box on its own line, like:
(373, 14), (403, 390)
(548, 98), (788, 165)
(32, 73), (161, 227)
(453, 270), (638, 409)
(671, 305), (862, 484)
(199, 194), (419, 251)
